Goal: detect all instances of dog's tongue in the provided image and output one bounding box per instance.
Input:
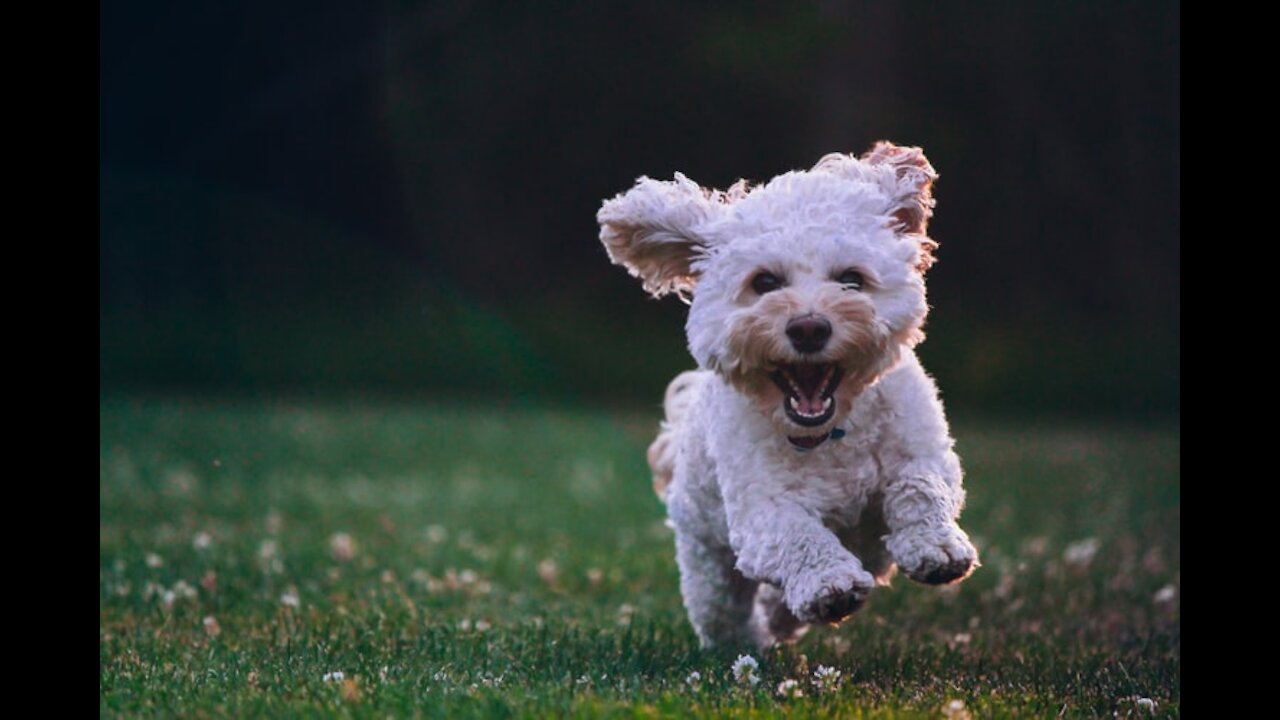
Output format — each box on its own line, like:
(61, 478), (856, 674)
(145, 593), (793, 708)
(792, 364), (828, 414)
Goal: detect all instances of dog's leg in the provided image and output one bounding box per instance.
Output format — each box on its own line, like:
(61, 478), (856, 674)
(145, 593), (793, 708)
(726, 500), (877, 626)
(750, 583), (808, 648)
(674, 531), (758, 648)
(882, 457), (978, 585)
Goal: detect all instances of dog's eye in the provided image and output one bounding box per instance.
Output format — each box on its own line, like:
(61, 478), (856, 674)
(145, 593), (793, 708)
(836, 269), (864, 290)
(751, 272), (783, 295)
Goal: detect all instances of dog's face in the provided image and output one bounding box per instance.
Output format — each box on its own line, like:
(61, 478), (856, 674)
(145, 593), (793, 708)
(599, 142), (938, 444)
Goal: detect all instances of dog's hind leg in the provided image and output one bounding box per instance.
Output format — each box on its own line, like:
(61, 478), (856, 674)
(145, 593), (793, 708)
(674, 532), (758, 649)
(648, 371), (704, 501)
(751, 583), (809, 648)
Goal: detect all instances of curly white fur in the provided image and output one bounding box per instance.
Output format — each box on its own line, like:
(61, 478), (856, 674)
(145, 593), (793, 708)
(599, 142), (978, 649)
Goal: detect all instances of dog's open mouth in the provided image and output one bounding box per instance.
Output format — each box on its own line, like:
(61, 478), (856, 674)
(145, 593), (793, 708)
(771, 362), (842, 427)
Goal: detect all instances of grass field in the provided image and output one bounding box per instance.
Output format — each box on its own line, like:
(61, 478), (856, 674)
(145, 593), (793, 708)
(100, 396), (1179, 717)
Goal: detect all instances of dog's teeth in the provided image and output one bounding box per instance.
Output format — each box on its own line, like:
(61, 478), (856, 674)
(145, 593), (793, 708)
(788, 396), (798, 411)
(823, 397), (833, 411)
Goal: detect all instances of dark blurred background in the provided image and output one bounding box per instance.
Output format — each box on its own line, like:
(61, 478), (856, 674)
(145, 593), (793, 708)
(100, 2), (1179, 418)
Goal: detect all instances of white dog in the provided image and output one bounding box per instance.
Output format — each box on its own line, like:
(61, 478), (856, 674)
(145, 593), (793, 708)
(598, 142), (978, 649)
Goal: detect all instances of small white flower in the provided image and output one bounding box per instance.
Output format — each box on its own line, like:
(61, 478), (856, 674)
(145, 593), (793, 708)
(943, 698), (972, 719)
(776, 678), (804, 698)
(280, 589), (300, 608)
(161, 589), (176, 607)
(684, 671), (702, 690)
(1063, 537), (1100, 568)
(329, 532), (357, 562)
(173, 580), (197, 600)
(538, 559), (559, 585)
(474, 619), (491, 632)
(1136, 697), (1156, 713)
(259, 539), (279, 560)
(425, 524), (448, 544)
(192, 532), (213, 551)
(145, 552), (164, 568)
(202, 615), (221, 638)
(1153, 584), (1176, 604)
(731, 654), (760, 686)
(432, 670), (448, 683)
(811, 664), (844, 693)
(258, 540), (283, 574)
(323, 671), (345, 683)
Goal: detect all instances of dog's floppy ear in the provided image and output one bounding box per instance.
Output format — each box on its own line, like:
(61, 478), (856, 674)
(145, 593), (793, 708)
(818, 142), (939, 272)
(860, 141), (937, 237)
(598, 173), (724, 299)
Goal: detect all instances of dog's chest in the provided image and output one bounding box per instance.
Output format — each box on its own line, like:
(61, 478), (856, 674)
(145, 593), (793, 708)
(775, 430), (885, 523)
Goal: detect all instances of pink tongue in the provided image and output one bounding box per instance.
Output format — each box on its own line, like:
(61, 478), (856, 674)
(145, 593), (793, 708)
(791, 364), (827, 414)
(795, 395), (826, 415)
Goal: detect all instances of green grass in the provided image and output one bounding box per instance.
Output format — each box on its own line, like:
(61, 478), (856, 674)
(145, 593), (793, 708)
(100, 396), (1179, 718)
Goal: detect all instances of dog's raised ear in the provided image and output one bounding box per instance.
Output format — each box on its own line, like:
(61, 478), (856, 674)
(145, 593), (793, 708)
(860, 141), (937, 237)
(598, 173), (725, 299)
(816, 142), (939, 271)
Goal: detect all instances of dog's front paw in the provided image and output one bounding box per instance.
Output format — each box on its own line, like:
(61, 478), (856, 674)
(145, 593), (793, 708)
(785, 563), (876, 625)
(888, 523), (978, 585)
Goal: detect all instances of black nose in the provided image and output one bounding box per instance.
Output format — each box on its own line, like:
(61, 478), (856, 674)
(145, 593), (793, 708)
(786, 315), (832, 354)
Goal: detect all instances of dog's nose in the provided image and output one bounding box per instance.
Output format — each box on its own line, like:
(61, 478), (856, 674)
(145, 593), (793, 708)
(786, 315), (832, 354)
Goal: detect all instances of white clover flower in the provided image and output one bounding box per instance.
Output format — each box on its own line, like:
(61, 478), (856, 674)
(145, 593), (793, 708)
(731, 654), (760, 686)
(258, 539), (279, 559)
(1136, 697), (1156, 713)
(145, 552), (164, 568)
(280, 589), (300, 608)
(258, 540), (284, 574)
(811, 664), (843, 693)
(1063, 537), (1101, 568)
(329, 532), (357, 562)
(202, 615), (221, 638)
(776, 678), (804, 698)
(685, 671), (702, 690)
(425, 524), (448, 543)
(943, 698), (972, 719)
(538, 559), (559, 585)
(616, 603), (637, 627)
(323, 671), (345, 683)
(1153, 585), (1176, 604)
(173, 580), (197, 600)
